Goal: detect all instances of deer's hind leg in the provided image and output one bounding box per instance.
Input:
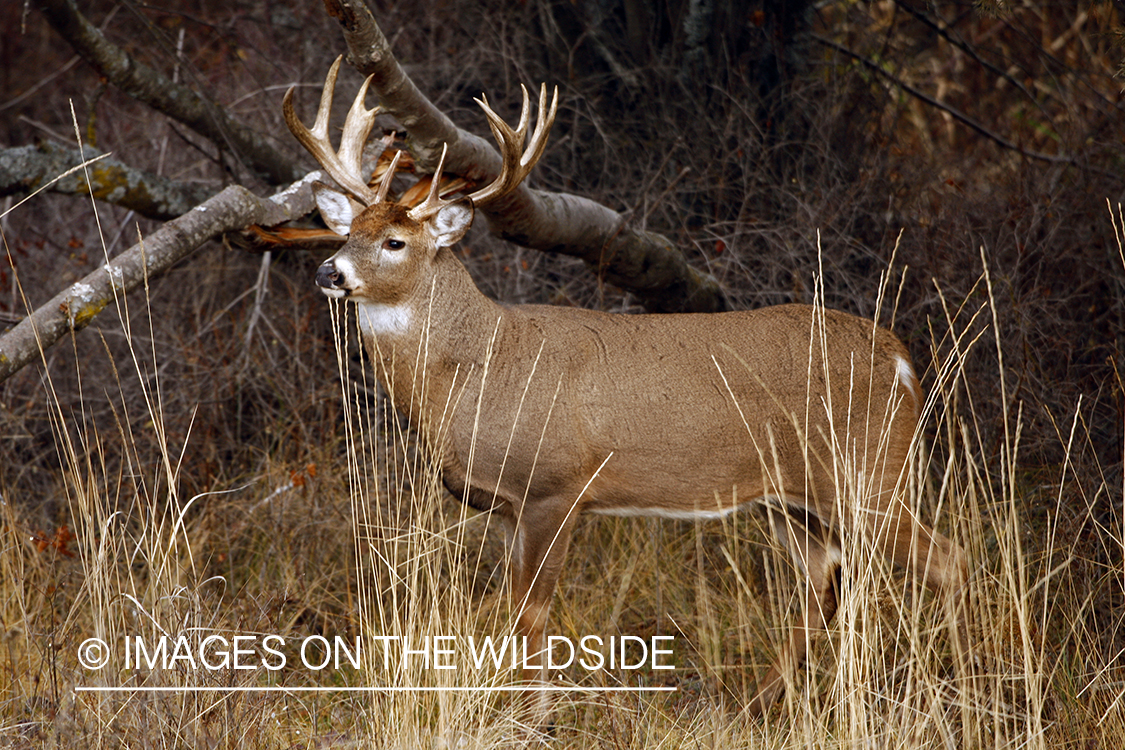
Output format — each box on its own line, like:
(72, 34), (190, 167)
(874, 500), (971, 670)
(748, 500), (842, 717)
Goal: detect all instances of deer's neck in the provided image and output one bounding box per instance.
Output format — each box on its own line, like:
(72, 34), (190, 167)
(357, 249), (506, 424)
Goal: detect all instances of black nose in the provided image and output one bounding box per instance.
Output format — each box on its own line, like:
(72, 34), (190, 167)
(316, 262), (342, 288)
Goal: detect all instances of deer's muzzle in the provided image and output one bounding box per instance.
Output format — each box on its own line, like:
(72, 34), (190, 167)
(316, 261), (347, 296)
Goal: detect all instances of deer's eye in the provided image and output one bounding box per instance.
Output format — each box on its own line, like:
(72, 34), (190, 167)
(384, 239), (406, 251)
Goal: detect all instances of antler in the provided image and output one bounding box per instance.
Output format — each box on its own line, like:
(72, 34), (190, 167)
(283, 55), (393, 205)
(407, 83), (558, 221)
(405, 143), (451, 220)
(286, 58), (556, 218)
(471, 83), (558, 206)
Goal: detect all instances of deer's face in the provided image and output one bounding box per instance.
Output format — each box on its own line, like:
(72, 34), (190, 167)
(313, 184), (473, 307)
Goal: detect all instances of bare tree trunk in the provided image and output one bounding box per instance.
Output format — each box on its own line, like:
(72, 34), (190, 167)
(0, 174), (320, 383)
(321, 0), (726, 313)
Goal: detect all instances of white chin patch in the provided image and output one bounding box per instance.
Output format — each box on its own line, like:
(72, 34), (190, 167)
(357, 302), (412, 337)
(320, 287), (348, 299)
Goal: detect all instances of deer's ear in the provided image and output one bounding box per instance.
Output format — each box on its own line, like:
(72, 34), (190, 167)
(313, 182), (361, 237)
(428, 198), (474, 248)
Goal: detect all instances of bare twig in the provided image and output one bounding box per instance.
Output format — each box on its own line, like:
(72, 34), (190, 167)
(36, 0), (302, 185)
(242, 250), (272, 355)
(814, 34), (1119, 182)
(0, 55), (80, 113)
(892, 2), (1049, 117)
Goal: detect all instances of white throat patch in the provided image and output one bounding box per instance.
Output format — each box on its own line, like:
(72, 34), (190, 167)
(357, 302), (412, 337)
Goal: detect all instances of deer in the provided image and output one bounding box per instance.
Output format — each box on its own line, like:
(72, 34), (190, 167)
(283, 56), (970, 719)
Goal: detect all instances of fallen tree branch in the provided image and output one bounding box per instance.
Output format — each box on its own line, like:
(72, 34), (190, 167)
(320, 0), (727, 313)
(0, 172), (321, 383)
(37, 0), (303, 185)
(0, 142), (216, 220)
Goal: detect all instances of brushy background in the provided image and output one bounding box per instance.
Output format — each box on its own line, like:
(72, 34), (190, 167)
(1, 1), (1123, 747)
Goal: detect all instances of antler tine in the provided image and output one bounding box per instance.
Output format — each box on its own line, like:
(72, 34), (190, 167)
(473, 92), (523, 199)
(304, 56), (340, 142)
(469, 83), (558, 206)
(524, 83), (558, 169)
(337, 75), (379, 193)
(374, 149), (403, 204)
(406, 144), (450, 221)
(282, 55), (381, 204)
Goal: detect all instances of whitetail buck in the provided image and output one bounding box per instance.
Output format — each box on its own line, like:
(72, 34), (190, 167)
(284, 57), (969, 718)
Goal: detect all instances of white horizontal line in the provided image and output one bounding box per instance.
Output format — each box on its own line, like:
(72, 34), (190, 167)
(75, 685), (676, 694)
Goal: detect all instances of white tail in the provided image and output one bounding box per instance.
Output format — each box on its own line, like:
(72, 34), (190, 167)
(284, 58), (969, 718)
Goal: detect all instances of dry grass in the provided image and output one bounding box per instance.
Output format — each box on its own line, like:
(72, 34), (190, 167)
(1, 197), (1122, 748)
